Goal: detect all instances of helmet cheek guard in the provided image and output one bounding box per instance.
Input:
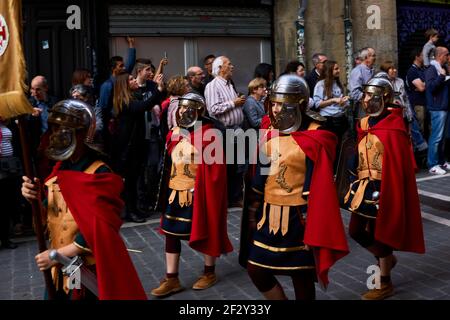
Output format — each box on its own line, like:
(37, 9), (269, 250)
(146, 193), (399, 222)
(362, 73), (394, 117)
(176, 93), (206, 128)
(45, 99), (99, 161)
(268, 74), (309, 133)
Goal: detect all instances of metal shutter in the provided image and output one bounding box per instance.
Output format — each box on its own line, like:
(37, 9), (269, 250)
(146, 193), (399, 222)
(109, 5), (271, 37)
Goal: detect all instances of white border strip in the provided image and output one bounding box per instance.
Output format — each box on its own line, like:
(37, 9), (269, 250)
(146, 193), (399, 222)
(416, 174), (449, 182)
(422, 211), (450, 227)
(418, 189), (450, 202)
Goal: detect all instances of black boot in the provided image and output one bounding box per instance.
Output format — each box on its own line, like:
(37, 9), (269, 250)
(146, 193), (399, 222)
(137, 202), (152, 218)
(125, 212), (146, 223)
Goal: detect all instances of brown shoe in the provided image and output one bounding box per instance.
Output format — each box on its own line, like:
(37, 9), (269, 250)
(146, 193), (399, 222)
(151, 277), (183, 297)
(192, 273), (217, 290)
(362, 281), (394, 300)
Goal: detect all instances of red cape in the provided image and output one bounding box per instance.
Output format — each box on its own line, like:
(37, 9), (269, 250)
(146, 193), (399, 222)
(357, 112), (425, 253)
(260, 115), (349, 286)
(260, 115), (271, 131)
(291, 129), (349, 287)
(165, 124), (233, 257)
(48, 165), (147, 300)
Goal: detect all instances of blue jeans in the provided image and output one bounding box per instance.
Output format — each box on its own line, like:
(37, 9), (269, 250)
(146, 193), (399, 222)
(410, 117), (427, 152)
(427, 111), (448, 168)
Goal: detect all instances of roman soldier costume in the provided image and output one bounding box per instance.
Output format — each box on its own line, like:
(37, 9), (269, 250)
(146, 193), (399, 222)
(151, 93), (232, 298)
(345, 74), (425, 300)
(240, 75), (349, 300)
(41, 99), (147, 300)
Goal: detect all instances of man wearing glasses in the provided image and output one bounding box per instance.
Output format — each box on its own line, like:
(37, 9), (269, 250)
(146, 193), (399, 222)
(186, 66), (206, 97)
(305, 53), (328, 97)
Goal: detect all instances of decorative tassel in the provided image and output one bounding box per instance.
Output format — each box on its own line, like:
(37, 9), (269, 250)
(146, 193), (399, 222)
(168, 189), (177, 204)
(350, 179), (369, 211)
(269, 204), (281, 235)
(281, 206), (290, 236)
(257, 202), (267, 230)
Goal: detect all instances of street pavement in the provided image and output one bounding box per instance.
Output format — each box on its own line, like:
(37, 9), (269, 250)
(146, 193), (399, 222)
(1, 169), (449, 300)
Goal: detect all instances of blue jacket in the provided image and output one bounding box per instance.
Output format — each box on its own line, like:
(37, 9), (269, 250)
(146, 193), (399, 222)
(424, 65), (449, 112)
(98, 48), (136, 115)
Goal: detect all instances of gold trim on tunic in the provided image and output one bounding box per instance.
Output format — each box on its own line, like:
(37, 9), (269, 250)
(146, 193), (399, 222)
(247, 260), (315, 270)
(73, 241), (92, 253)
(164, 214), (192, 223)
(253, 240), (307, 252)
(161, 229), (191, 237)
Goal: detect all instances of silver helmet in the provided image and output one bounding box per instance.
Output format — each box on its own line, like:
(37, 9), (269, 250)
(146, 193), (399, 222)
(268, 74), (309, 134)
(362, 73), (394, 117)
(45, 99), (99, 161)
(176, 92), (206, 128)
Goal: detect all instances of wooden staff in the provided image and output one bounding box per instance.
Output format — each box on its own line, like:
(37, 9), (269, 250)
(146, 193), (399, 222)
(17, 115), (56, 299)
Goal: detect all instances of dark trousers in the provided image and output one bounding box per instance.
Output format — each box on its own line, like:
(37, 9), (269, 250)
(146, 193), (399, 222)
(247, 263), (316, 300)
(325, 115), (349, 173)
(349, 213), (393, 258)
(122, 149), (146, 215)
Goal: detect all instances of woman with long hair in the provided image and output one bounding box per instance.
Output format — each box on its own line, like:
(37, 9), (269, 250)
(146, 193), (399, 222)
(313, 60), (350, 138)
(111, 71), (163, 223)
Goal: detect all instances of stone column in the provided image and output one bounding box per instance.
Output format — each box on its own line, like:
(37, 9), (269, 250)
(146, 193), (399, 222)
(351, 0), (398, 69)
(273, 0), (398, 86)
(273, 0), (298, 76)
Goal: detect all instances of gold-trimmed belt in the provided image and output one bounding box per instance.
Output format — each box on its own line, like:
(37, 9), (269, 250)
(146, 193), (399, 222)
(358, 169), (382, 180)
(344, 178), (379, 211)
(247, 260), (315, 270)
(253, 240), (307, 252)
(164, 214), (192, 223)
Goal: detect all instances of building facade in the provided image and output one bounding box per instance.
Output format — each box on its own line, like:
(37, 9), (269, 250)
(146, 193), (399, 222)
(22, 0), (449, 98)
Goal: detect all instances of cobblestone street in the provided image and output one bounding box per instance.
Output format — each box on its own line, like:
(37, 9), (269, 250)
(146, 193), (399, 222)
(1, 171), (449, 300)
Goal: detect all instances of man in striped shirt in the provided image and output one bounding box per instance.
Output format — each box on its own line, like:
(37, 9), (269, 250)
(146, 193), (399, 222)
(205, 56), (246, 208)
(205, 56), (246, 129)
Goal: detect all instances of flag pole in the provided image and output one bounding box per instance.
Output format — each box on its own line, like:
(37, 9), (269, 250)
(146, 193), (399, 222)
(17, 115), (56, 299)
